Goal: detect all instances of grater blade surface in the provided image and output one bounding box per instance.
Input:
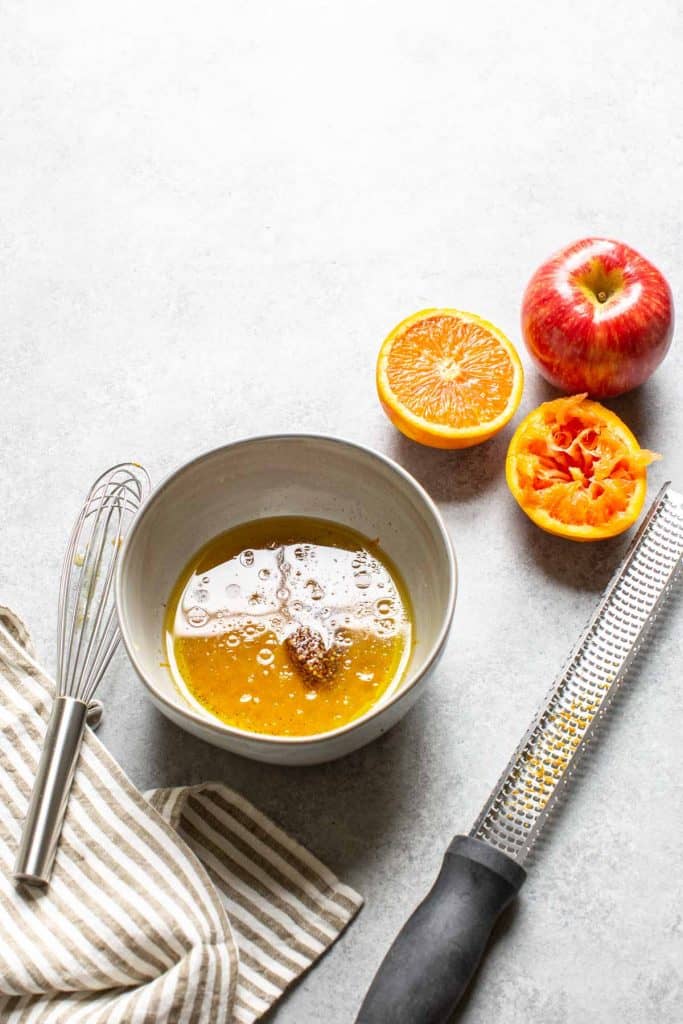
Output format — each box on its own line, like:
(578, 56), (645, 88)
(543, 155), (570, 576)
(471, 483), (683, 866)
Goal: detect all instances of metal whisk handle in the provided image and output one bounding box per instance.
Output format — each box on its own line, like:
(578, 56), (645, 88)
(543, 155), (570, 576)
(13, 463), (149, 888)
(14, 697), (88, 886)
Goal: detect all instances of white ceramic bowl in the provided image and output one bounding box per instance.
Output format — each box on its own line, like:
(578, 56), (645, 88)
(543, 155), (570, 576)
(116, 436), (456, 765)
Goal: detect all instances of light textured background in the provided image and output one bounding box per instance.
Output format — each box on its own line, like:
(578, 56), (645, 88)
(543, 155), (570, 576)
(1, 2), (682, 1021)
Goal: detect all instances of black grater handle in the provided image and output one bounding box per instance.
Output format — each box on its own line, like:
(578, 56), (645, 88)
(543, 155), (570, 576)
(355, 836), (526, 1024)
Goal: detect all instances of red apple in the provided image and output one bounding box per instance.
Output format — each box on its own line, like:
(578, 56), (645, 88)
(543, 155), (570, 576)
(521, 238), (674, 397)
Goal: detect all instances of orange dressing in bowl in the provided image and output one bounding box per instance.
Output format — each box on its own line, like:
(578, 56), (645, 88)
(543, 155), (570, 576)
(164, 517), (413, 736)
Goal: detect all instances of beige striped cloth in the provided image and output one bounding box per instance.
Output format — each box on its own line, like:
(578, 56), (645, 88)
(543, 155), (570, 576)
(0, 608), (362, 1023)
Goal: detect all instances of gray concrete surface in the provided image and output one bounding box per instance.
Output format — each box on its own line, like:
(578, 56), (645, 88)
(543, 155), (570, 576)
(1, 2), (682, 1021)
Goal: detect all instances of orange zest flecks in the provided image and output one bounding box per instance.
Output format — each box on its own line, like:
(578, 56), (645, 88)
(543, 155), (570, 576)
(506, 394), (660, 540)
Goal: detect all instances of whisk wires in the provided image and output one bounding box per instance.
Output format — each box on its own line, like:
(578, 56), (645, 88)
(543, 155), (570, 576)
(56, 464), (150, 704)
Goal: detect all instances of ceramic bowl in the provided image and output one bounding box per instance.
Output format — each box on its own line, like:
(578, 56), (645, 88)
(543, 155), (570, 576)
(116, 435), (456, 765)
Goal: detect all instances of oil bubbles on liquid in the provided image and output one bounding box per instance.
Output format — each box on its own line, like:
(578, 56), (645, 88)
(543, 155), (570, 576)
(197, 527), (397, 640)
(374, 616), (396, 637)
(305, 579), (325, 601)
(354, 572), (372, 590)
(186, 607), (209, 628)
(334, 628), (353, 648)
(168, 519), (414, 738)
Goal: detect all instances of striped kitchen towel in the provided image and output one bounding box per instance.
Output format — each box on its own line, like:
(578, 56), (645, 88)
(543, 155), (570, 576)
(0, 608), (362, 1023)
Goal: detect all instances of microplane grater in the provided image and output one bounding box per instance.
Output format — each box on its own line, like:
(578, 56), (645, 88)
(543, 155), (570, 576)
(358, 483), (683, 1024)
(471, 481), (683, 864)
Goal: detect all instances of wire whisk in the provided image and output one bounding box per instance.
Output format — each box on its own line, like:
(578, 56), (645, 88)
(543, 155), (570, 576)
(14, 463), (150, 887)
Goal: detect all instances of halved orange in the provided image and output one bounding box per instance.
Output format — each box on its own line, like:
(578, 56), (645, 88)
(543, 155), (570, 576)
(376, 309), (524, 449)
(506, 394), (660, 540)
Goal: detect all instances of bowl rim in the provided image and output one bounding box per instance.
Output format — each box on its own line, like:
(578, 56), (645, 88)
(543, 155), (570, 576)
(115, 433), (457, 747)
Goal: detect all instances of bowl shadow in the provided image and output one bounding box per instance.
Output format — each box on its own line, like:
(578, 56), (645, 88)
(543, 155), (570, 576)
(142, 689), (435, 874)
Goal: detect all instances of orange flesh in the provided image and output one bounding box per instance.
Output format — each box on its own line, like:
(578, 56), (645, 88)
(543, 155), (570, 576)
(385, 314), (516, 427)
(508, 395), (659, 527)
(165, 517), (413, 736)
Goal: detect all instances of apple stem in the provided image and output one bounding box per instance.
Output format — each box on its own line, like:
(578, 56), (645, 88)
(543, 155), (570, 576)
(597, 290), (607, 303)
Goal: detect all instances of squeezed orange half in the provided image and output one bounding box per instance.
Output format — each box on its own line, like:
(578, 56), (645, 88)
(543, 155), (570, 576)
(506, 394), (660, 540)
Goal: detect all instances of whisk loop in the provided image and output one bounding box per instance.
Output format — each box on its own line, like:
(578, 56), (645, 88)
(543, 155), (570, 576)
(58, 464), (149, 703)
(14, 464), (149, 887)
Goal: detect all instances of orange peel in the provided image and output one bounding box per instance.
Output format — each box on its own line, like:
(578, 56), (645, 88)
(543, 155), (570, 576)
(377, 308), (524, 449)
(506, 394), (660, 540)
